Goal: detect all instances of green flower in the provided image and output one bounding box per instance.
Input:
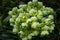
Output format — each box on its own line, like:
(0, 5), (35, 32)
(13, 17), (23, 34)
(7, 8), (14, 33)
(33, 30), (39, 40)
(8, 0), (55, 40)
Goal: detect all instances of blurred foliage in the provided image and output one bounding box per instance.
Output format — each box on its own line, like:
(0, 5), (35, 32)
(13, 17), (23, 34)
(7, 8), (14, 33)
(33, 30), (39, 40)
(0, 0), (60, 40)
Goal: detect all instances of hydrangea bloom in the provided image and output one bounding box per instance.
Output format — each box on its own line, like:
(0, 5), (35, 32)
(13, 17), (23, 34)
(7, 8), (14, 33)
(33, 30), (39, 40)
(8, 0), (55, 40)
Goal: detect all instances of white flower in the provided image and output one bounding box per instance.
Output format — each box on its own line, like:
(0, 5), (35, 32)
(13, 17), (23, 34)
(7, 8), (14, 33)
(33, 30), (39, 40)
(31, 16), (37, 21)
(42, 25), (49, 30)
(50, 24), (55, 30)
(19, 31), (24, 34)
(10, 18), (14, 23)
(43, 10), (48, 15)
(12, 15), (17, 18)
(29, 31), (39, 37)
(19, 4), (27, 8)
(45, 18), (51, 24)
(31, 22), (40, 29)
(17, 8), (23, 13)
(33, 31), (39, 36)
(29, 33), (35, 36)
(37, 10), (43, 19)
(48, 15), (54, 19)
(21, 23), (28, 28)
(32, 0), (38, 3)
(38, 2), (43, 7)
(37, 15), (43, 20)
(12, 7), (17, 12)
(46, 7), (54, 14)
(28, 1), (32, 6)
(8, 11), (13, 16)
(26, 19), (32, 23)
(41, 31), (49, 36)
(38, 10), (43, 16)
(22, 37), (28, 40)
(27, 35), (32, 39)
(16, 17), (20, 22)
(29, 9), (37, 16)
(13, 28), (18, 33)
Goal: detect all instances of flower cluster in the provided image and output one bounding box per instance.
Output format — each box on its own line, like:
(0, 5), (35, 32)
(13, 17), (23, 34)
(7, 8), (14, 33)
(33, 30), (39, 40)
(8, 0), (55, 40)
